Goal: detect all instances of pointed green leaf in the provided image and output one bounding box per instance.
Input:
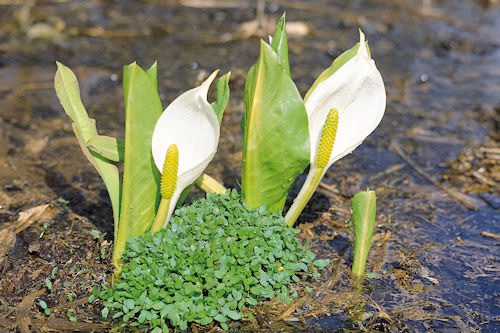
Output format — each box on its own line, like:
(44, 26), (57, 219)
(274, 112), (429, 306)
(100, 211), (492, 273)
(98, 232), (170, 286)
(351, 190), (377, 277)
(270, 13), (290, 76)
(241, 40), (310, 212)
(113, 62), (163, 269)
(54, 62), (121, 231)
(146, 61), (158, 89)
(211, 72), (231, 124)
(241, 64), (256, 135)
(87, 135), (124, 162)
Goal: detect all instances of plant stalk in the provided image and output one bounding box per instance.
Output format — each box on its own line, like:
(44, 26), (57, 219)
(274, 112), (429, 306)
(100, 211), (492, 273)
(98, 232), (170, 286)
(195, 174), (227, 194)
(112, 224), (127, 275)
(285, 166), (325, 227)
(151, 198), (171, 234)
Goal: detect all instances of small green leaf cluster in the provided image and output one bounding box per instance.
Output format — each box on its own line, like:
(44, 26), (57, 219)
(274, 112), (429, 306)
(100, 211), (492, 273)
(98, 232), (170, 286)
(38, 299), (50, 316)
(97, 190), (329, 330)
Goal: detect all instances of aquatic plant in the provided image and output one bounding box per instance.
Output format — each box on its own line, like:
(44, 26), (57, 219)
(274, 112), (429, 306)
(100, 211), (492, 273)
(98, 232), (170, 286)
(55, 12), (386, 331)
(351, 190), (377, 278)
(284, 30), (386, 226)
(236, 15), (386, 224)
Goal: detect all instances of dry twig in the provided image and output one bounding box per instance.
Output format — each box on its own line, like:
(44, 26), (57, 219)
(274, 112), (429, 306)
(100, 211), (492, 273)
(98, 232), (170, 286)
(390, 140), (485, 210)
(480, 231), (500, 239)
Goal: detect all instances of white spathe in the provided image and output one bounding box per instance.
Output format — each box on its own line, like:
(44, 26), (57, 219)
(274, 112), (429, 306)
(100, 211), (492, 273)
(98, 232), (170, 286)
(305, 30), (386, 168)
(151, 71), (220, 227)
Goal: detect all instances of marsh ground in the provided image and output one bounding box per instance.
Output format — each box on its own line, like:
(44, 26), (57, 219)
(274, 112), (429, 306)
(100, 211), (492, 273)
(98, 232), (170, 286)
(0, 0), (498, 331)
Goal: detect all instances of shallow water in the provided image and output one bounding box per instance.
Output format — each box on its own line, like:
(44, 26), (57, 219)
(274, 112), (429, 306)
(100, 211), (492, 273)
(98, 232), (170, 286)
(0, 0), (498, 331)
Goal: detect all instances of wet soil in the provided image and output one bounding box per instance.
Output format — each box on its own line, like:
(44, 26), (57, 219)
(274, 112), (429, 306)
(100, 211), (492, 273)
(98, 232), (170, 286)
(0, 0), (499, 332)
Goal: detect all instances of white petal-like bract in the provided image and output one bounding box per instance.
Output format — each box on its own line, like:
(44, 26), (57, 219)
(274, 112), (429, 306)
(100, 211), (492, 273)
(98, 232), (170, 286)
(305, 31), (386, 168)
(151, 71), (220, 227)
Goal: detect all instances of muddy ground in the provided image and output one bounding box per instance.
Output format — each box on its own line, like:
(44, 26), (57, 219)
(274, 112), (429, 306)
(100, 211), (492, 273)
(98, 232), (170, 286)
(0, 0), (498, 332)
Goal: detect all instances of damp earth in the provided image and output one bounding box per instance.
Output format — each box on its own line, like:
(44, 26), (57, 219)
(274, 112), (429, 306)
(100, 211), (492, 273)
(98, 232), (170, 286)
(0, 1), (498, 332)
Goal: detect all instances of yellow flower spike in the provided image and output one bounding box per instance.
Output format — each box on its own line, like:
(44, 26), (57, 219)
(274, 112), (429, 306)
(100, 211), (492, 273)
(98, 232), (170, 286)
(151, 144), (179, 234)
(315, 108), (339, 169)
(160, 144), (178, 199)
(285, 108), (339, 227)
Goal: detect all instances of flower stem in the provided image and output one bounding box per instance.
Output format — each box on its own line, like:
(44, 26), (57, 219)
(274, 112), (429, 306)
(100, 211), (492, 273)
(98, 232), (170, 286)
(112, 231), (126, 276)
(195, 174), (227, 194)
(151, 198), (171, 234)
(285, 166), (325, 227)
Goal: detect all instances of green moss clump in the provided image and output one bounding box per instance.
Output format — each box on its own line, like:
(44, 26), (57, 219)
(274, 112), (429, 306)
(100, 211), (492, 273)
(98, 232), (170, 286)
(97, 190), (329, 331)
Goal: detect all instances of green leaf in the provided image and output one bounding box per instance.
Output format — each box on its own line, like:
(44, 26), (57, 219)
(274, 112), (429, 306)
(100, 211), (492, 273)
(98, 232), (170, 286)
(313, 259), (330, 269)
(113, 62), (163, 270)
(270, 13), (290, 76)
(304, 40), (369, 102)
(38, 300), (47, 309)
(246, 297), (257, 306)
(44, 278), (53, 291)
(351, 190), (377, 277)
(146, 61), (158, 89)
(112, 311), (123, 319)
(241, 40), (310, 212)
(51, 267), (58, 278)
(87, 135), (124, 162)
(200, 316), (213, 325)
(211, 72), (231, 124)
(67, 311), (77, 322)
(98, 192), (324, 329)
(124, 299), (135, 310)
(54, 62), (121, 233)
(213, 314), (227, 323)
(101, 307), (109, 319)
(226, 310), (241, 320)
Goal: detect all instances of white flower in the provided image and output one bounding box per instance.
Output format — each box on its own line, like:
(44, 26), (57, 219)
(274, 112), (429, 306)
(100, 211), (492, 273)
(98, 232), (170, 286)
(306, 30), (386, 169)
(151, 71), (220, 228)
(285, 31), (386, 226)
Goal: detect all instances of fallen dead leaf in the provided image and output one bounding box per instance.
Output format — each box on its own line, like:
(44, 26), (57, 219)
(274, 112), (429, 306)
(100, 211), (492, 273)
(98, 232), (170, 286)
(0, 204), (55, 264)
(15, 204), (54, 233)
(0, 229), (16, 264)
(16, 288), (45, 333)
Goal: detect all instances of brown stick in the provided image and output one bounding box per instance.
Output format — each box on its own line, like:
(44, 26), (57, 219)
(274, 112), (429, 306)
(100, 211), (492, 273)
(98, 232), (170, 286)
(480, 231), (500, 239)
(16, 288), (46, 333)
(391, 140), (484, 210)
